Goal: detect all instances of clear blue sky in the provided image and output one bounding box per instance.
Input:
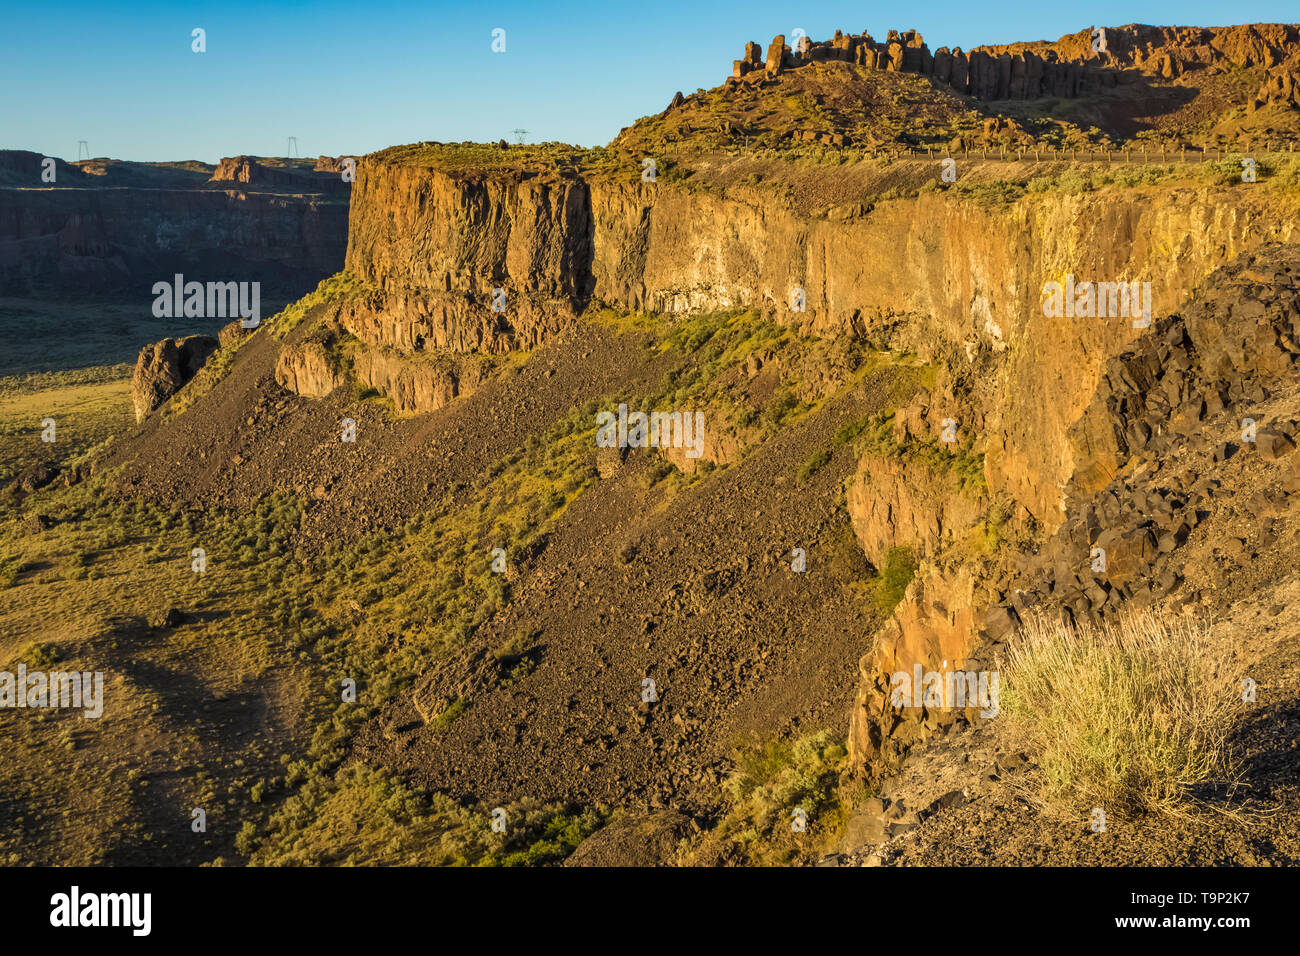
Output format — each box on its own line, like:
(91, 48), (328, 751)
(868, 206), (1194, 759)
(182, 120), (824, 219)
(2, 1), (1295, 163)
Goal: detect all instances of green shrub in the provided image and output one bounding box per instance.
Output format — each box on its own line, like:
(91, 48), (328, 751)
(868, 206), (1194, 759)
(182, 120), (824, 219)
(700, 730), (850, 865)
(833, 416), (872, 448)
(0, 553), (21, 589)
(432, 699), (466, 729)
(21, 641), (62, 668)
(1003, 609), (1243, 817)
(873, 546), (917, 614)
(797, 449), (831, 482)
(764, 387), (807, 427)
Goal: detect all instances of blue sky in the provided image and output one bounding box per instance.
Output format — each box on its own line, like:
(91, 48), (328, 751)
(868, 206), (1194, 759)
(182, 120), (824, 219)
(2, 1), (1296, 163)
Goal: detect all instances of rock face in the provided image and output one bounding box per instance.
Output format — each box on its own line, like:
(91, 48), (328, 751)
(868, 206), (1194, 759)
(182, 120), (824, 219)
(131, 335), (218, 421)
(350, 347), (490, 414)
(848, 564), (981, 775)
(217, 319), (250, 349)
(211, 155), (350, 194)
(1065, 245), (1300, 508)
(847, 452), (986, 567)
(733, 40), (764, 76)
(338, 149), (1300, 784)
(735, 27), (1118, 99)
(272, 323), (494, 415)
(846, 241), (1300, 776)
(273, 335), (345, 399)
(656, 415), (736, 474)
(1250, 70), (1300, 110)
(343, 162), (592, 355)
(765, 35), (787, 75)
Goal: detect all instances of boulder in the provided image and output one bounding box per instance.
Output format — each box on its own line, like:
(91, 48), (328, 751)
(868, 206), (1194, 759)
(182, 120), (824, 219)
(564, 811), (693, 867)
(131, 335), (218, 422)
(274, 337), (346, 399)
(218, 319), (250, 350)
(15, 463), (58, 493)
(149, 607), (185, 629)
(1256, 428), (1297, 462)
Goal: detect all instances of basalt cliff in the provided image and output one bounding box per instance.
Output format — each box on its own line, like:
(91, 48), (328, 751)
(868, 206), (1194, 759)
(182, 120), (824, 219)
(8, 22), (1300, 867)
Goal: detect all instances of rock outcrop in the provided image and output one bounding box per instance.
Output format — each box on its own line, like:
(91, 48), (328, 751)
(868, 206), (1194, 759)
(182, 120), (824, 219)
(764, 35), (787, 75)
(1250, 70), (1300, 111)
(732, 27), (1119, 100)
(131, 335), (218, 421)
(847, 451), (986, 567)
(211, 155), (350, 195)
(350, 347), (491, 414)
(730, 23), (1300, 99)
(848, 563), (982, 774)
(342, 160), (592, 355)
(273, 335), (346, 399)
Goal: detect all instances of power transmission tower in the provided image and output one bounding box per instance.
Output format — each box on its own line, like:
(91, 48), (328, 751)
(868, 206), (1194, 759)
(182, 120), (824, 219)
(286, 136), (299, 158)
(77, 140), (89, 161)
(512, 129), (529, 144)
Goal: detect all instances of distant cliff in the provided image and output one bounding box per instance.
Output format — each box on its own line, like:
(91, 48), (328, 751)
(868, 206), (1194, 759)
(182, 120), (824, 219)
(0, 150), (348, 297)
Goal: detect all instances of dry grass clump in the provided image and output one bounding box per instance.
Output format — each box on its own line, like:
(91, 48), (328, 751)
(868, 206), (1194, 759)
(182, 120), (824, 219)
(1002, 607), (1244, 817)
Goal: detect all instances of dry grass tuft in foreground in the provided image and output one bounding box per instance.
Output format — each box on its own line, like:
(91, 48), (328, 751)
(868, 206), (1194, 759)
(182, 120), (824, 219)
(1002, 607), (1244, 818)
